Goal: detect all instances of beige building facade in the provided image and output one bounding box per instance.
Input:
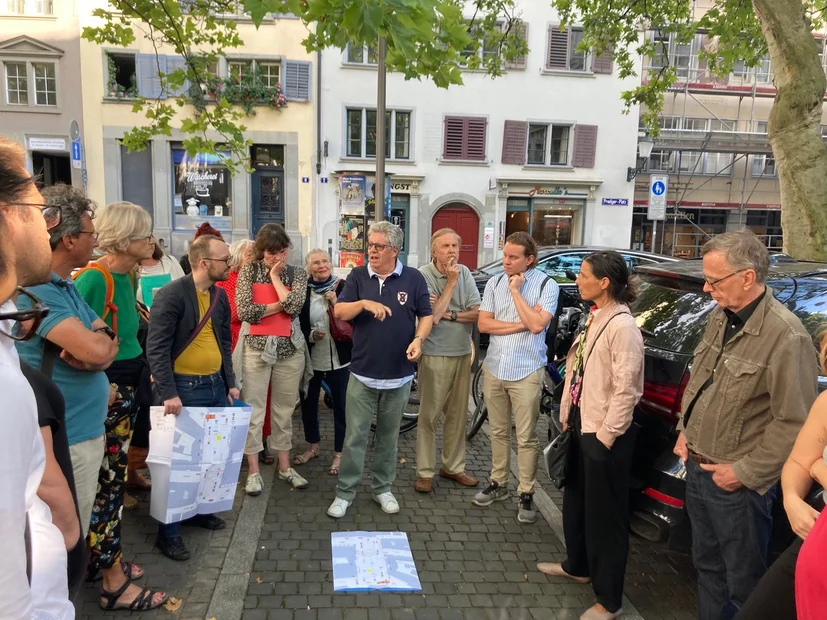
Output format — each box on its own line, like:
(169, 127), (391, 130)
(78, 5), (316, 258)
(631, 1), (827, 257)
(0, 1), (86, 190)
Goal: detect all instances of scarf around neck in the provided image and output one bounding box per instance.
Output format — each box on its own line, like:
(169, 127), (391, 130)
(308, 274), (339, 296)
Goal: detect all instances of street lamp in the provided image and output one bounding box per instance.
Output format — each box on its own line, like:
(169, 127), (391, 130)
(626, 136), (655, 182)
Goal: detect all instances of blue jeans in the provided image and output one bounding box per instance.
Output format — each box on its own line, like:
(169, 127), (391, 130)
(685, 458), (776, 620)
(158, 372), (227, 540)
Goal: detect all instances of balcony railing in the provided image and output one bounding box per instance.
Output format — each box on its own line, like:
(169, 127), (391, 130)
(646, 55), (773, 88)
(655, 129), (773, 155)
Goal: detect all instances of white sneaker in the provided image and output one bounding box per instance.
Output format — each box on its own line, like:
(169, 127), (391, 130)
(373, 492), (400, 514)
(327, 497), (352, 518)
(245, 472), (263, 496)
(279, 467), (309, 489)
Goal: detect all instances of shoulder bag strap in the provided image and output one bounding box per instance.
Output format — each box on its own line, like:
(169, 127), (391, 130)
(172, 288), (221, 361)
(40, 339), (62, 379)
(571, 312), (624, 426)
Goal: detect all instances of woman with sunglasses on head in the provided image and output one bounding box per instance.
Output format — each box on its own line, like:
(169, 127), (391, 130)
(537, 251), (644, 620)
(73, 201), (169, 611)
(235, 224), (309, 495)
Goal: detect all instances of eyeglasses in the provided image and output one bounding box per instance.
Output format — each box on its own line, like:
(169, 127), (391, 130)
(704, 269), (746, 288)
(367, 242), (390, 252)
(203, 257), (231, 264)
(0, 288), (50, 341)
(19, 203), (61, 230)
(77, 230), (99, 241)
(130, 234), (154, 242)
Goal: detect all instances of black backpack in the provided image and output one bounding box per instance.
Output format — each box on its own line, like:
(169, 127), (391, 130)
(494, 273), (562, 358)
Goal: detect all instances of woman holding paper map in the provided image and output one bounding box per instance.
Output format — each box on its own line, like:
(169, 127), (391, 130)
(236, 224), (309, 495)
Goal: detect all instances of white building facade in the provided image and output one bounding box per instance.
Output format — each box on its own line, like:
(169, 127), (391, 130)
(315, 3), (641, 270)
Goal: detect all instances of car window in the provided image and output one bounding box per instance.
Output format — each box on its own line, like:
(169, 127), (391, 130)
(622, 254), (658, 271)
(537, 252), (589, 284)
(785, 277), (827, 367)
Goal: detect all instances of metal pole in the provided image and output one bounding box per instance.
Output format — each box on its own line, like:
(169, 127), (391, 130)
(652, 219), (658, 254)
(374, 36), (387, 222)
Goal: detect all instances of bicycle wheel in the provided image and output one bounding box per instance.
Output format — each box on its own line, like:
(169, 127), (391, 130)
(369, 379), (420, 435)
(471, 364), (484, 407)
(466, 399), (488, 441)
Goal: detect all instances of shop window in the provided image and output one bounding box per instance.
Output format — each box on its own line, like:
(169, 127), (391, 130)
(746, 210), (783, 251)
(346, 108), (412, 160)
(172, 148), (232, 232)
(344, 44), (377, 65)
(526, 123), (571, 166)
(531, 206), (574, 246)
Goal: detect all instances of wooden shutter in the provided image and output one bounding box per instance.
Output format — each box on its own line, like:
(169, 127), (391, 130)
(572, 124), (598, 168)
(136, 53), (166, 99)
(592, 49), (613, 74)
(443, 116), (487, 161)
(501, 120), (527, 165)
(505, 22), (529, 70)
(164, 56), (190, 97)
(547, 26), (570, 69)
(466, 118), (487, 160)
(284, 60), (311, 101)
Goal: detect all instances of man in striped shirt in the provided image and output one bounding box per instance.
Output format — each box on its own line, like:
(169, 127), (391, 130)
(474, 232), (559, 524)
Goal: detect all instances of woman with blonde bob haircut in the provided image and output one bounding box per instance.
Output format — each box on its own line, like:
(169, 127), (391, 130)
(74, 201), (170, 611)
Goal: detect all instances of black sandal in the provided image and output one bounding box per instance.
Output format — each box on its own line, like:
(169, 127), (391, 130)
(259, 447), (274, 465)
(86, 560), (144, 583)
(99, 580), (169, 611)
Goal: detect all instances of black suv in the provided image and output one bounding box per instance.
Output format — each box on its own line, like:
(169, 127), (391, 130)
(628, 259), (827, 548)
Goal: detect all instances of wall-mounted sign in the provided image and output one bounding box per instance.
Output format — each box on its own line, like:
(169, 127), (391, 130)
(28, 137), (66, 151)
(71, 140), (82, 170)
(301, 177), (310, 183)
(601, 198), (629, 206)
(391, 182), (411, 193)
(483, 224), (495, 249)
(526, 186), (588, 198)
(321, 177), (328, 184)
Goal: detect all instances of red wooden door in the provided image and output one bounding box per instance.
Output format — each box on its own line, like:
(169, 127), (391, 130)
(431, 204), (480, 269)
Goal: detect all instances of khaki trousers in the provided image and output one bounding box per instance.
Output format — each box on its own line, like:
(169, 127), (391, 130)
(242, 346), (305, 454)
(69, 434), (106, 537)
(483, 365), (543, 495)
(416, 354), (472, 478)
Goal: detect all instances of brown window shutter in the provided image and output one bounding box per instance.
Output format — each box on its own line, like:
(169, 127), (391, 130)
(465, 118), (488, 160)
(572, 124), (598, 168)
(547, 25), (570, 69)
(501, 121), (527, 165)
(592, 49), (613, 74)
(505, 22), (529, 70)
(443, 116), (465, 160)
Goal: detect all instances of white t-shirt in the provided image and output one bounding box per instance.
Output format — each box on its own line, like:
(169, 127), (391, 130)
(0, 301), (73, 619)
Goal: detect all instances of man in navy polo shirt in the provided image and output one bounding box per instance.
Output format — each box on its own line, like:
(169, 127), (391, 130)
(327, 222), (433, 518)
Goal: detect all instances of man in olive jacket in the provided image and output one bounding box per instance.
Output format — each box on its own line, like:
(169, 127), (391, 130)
(147, 234), (239, 561)
(673, 230), (818, 620)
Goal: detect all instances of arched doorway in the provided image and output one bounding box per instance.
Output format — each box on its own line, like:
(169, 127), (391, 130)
(432, 204), (480, 269)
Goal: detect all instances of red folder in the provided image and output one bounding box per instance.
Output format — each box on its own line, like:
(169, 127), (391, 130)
(249, 283), (292, 337)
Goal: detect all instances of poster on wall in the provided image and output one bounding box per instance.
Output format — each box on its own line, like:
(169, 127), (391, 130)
(340, 214), (365, 253)
(339, 252), (366, 269)
(340, 175), (367, 213)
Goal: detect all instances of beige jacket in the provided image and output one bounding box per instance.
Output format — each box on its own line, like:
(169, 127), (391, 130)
(559, 303), (644, 448)
(679, 289), (818, 494)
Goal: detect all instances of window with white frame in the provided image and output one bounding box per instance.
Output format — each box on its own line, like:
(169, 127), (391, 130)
(547, 26), (589, 72)
(526, 123), (571, 166)
(5, 61), (27, 104)
(709, 118), (737, 132)
(228, 59), (280, 88)
(704, 152), (733, 175)
(257, 62), (280, 88)
(346, 108), (411, 160)
(648, 31), (700, 79)
(345, 44), (377, 65)
(2, 0), (52, 15)
(732, 55), (771, 82)
(682, 117), (708, 132)
(646, 149), (674, 171)
(657, 116), (682, 131)
(678, 151), (702, 172)
(32, 62), (56, 106)
(461, 23), (500, 67)
(752, 154), (776, 177)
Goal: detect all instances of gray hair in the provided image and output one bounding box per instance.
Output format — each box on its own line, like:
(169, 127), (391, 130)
(368, 221), (404, 251)
(701, 229), (770, 283)
(305, 248), (331, 267)
(228, 238), (253, 270)
(41, 183), (96, 250)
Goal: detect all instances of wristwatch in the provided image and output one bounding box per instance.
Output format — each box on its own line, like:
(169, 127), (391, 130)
(450, 310), (458, 322)
(95, 325), (117, 341)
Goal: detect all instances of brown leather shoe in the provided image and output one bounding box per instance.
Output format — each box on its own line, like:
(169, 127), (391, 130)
(415, 477), (433, 493)
(439, 469), (479, 487)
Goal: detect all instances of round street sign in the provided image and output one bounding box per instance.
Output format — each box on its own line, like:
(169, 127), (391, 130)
(652, 181), (665, 196)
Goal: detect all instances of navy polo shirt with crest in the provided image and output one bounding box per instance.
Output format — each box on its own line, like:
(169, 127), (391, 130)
(338, 259), (432, 381)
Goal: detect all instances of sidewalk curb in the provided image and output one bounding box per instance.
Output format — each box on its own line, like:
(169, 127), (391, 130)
(206, 464), (276, 620)
(474, 401), (644, 620)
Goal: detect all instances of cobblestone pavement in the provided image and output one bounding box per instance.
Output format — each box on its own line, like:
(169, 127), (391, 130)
(77, 398), (698, 620)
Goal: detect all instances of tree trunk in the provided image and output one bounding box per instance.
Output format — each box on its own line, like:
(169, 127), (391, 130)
(753, 0), (827, 260)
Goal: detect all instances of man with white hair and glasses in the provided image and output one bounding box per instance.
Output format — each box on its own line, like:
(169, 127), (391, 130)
(327, 222), (433, 518)
(673, 229), (818, 619)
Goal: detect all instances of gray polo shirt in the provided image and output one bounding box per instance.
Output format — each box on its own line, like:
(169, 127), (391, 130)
(419, 262), (482, 357)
